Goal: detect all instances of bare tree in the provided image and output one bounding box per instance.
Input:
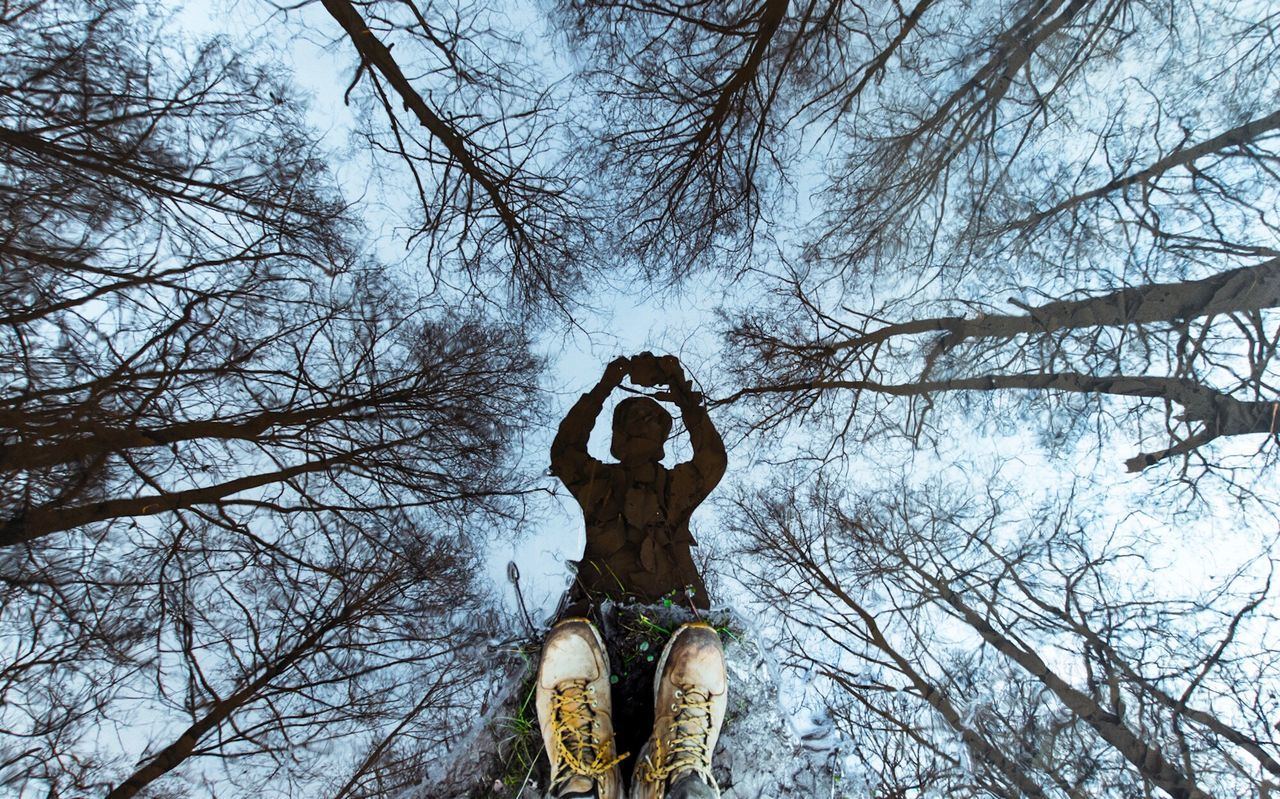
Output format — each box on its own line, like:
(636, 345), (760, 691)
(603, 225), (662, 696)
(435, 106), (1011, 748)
(721, 258), (1279, 475)
(562, 0), (1279, 483)
(555, 0), (946, 274)
(556, 0), (1180, 278)
(0, 2), (538, 795)
(297, 0), (593, 310)
(728, 479), (1280, 797)
(731, 485), (1057, 798)
(97, 525), (489, 799)
(700, 0), (1280, 789)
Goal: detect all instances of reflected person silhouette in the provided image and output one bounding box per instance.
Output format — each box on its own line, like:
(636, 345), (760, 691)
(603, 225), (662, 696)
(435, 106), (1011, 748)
(551, 354), (726, 613)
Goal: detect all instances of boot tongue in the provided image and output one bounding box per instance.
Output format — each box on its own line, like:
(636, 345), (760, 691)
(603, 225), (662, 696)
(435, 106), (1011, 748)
(555, 775), (598, 798)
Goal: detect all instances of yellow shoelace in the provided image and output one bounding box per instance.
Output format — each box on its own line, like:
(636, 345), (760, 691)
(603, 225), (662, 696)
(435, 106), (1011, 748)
(637, 687), (716, 786)
(549, 681), (628, 789)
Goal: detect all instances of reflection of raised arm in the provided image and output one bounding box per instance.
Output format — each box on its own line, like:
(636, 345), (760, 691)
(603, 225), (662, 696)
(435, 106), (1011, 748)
(550, 357), (629, 481)
(637, 354), (727, 497)
(668, 370), (727, 492)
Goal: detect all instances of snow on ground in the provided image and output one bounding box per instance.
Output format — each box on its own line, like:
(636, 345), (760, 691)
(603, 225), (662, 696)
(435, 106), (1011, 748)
(714, 623), (846, 799)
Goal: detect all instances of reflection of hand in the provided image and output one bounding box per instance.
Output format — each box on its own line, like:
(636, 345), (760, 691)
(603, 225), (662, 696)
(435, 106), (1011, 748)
(629, 351), (663, 387)
(631, 352), (685, 387)
(602, 356), (631, 386)
(633, 352), (702, 404)
(656, 355), (686, 385)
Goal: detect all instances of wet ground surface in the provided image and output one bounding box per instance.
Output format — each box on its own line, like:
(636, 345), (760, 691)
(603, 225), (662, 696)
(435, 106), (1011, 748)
(429, 603), (846, 799)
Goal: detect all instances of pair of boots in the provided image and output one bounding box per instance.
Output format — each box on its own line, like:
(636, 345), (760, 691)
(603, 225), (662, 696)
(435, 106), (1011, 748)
(535, 619), (727, 799)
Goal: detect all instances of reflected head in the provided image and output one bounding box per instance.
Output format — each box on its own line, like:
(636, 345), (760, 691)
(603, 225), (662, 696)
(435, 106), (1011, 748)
(610, 397), (672, 462)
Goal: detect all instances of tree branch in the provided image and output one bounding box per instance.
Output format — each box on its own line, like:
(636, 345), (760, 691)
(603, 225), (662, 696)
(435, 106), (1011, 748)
(825, 257), (1280, 354)
(0, 449), (368, 547)
(915, 568), (1217, 799)
(1013, 109), (1280, 231)
(723, 372), (1276, 470)
(319, 0), (531, 262)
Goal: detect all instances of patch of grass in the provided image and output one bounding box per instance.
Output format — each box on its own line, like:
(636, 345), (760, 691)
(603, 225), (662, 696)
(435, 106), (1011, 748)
(633, 613), (671, 638)
(610, 604), (743, 683)
(614, 612), (673, 679)
(714, 623), (741, 643)
(493, 651), (544, 796)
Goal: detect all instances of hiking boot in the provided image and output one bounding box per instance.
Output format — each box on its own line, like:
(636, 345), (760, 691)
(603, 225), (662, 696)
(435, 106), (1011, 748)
(536, 618), (627, 799)
(630, 622), (727, 799)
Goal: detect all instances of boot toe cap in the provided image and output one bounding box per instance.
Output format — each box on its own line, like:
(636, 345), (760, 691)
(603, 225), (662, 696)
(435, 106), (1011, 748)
(539, 619), (609, 687)
(663, 625), (726, 696)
